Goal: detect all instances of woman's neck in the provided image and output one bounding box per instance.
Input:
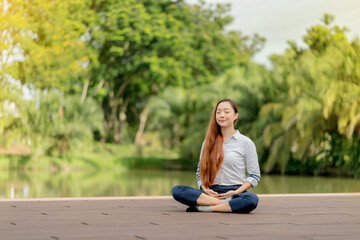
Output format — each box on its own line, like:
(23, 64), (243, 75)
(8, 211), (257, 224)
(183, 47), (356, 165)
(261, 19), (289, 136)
(221, 127), (236, 140)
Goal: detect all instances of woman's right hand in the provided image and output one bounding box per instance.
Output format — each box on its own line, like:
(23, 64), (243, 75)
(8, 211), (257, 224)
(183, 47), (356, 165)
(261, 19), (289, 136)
(201, 185), (220, 198)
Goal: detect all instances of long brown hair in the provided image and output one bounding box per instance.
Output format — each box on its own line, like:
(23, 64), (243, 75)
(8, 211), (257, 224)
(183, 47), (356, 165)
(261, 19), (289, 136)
(200, 99), (239, 188)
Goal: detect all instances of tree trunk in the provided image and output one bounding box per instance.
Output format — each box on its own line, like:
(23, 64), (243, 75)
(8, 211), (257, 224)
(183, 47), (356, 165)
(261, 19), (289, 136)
(102, 78), (131, 144)
(100, 109), (112, 143)
(94, 79), (105, 94)
(116, 98), (129, 144)
(112, 78), (131, 143)
(135, 108), (149, 156)
(80, 79), (89, 104)
(102, 81), (120, 143)
(111, 100), (120, 143)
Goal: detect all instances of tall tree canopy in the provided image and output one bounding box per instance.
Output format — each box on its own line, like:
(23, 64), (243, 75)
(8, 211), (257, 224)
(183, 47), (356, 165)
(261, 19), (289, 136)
(253, 14), (360, 176)
(0, 0), (100, 153)
(1, 0), (93, 90)
(86, 0), (264, 143)
(147, 14), (360, 177)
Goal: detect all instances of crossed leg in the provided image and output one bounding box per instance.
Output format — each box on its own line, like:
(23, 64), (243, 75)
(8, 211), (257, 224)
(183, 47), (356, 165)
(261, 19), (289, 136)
(172, 185), (258, 213)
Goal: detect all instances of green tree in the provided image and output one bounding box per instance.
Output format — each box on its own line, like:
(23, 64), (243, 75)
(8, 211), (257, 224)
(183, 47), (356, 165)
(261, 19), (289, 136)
(22, 91), (103, 157)
(256, 14), (360, 176)
(1, 0), (100, 153)
(86, 0), (264, 144)
(146, 62), (268, 162)
(147, 14), (360, 177)
(1, 0), (93, 90)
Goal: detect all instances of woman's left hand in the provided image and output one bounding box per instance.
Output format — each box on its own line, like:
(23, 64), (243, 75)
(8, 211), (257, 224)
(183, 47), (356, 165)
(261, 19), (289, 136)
(218, 190), (237, 199)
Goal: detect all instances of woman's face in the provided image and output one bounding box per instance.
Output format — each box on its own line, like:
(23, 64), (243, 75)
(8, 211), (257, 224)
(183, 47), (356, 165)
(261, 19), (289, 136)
(215, 101), (238, 128)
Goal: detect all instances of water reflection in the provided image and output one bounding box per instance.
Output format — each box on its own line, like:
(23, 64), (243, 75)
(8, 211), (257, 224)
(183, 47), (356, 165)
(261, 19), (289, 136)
(254, 175), (360, 194)
(1, 169), (360, 198)
(1, 170), (198, 198)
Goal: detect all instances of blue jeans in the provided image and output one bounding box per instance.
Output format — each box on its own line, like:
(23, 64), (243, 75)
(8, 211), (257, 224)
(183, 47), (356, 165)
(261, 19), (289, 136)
(172, 185), (259, 213)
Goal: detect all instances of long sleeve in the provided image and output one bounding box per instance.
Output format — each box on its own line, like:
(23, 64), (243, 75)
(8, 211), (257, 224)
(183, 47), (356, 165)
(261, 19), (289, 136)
(196, 141), (205, 189)
(196, 162), (202, 189)
(244, 140), (261, 188)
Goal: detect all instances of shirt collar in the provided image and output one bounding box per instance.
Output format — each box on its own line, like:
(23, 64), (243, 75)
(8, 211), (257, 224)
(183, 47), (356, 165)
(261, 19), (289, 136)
(233, 130), (241, 140)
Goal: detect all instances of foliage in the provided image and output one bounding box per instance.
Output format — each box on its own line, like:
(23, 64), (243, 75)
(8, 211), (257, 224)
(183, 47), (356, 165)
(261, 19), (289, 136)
(146, 14), (360, 177)
(0, 90), (103, 158)
(85, 0), (264, 143)
(1, 0), (95, 151)
(1, 0), (359, 179)
(24, 91), (104, 157)
(254, 14), (360, 176)
(146, 63), (268, 163)
(1, 0), (93, 90)
(0, 80), (24, 148)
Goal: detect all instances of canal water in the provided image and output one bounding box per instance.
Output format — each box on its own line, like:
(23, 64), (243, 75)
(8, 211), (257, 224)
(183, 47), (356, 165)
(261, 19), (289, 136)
(1, 169), (360, 198)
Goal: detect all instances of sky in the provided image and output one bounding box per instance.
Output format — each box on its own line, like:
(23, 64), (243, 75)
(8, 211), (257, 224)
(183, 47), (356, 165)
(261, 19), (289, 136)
(187, 0), (360, 66)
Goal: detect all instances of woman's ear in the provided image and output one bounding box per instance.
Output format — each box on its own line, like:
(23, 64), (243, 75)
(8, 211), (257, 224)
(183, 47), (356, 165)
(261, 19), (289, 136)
(235, 113), (239, 120)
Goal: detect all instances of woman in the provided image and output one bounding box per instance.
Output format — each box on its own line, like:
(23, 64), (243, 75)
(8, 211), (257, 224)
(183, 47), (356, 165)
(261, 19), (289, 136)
(172, 99), (260, 213)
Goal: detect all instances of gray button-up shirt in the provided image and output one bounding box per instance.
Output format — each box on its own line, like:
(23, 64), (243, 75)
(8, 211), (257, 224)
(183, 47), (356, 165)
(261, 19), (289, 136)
(196, 130), (261, 188)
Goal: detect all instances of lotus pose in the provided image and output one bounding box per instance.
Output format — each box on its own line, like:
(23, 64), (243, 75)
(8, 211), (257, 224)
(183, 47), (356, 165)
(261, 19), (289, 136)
(172, 99), (260, 213)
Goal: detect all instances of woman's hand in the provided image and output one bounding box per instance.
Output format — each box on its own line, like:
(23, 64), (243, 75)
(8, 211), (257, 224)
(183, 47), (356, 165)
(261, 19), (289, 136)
(201, 185), (220, 198)
(218, 182), (253, 199)
(218, 190), (237, 199)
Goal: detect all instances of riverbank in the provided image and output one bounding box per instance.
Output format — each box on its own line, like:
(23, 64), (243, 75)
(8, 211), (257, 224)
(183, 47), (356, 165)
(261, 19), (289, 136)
(1, 193), (360, 240)
(1, 143), (358, 178)
(0, 143), (184, 172)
